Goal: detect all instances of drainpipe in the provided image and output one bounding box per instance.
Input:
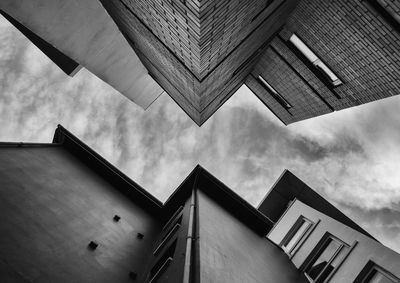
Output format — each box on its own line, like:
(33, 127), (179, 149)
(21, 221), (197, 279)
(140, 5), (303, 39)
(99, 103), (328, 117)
(182, 189), (196, 283)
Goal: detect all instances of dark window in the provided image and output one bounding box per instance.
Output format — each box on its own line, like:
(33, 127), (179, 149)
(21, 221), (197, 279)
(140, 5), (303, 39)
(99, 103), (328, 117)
(354, 261), (399, 283)
(363, 0), (400, 33)
(257, 75), (292, 109)
(153, 215), (182, 255)
(149, 239), (177, 283)
(303, 234), (350, 282)
(162, 206), (183, 231)
(251, 0), (274, 22)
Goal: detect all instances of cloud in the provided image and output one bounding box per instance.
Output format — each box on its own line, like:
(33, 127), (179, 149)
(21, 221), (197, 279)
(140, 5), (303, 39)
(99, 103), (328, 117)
(1, 15), (400, 253)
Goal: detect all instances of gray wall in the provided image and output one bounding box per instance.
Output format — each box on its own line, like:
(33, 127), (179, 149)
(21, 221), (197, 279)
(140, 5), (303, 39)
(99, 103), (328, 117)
(197, 189), (307, 283)
(0, 146), (161, 282)
(268, 200), (400, 282)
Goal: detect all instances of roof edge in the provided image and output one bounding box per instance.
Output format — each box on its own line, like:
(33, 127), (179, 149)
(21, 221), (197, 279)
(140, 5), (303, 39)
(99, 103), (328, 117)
(53, 125), (163, 210)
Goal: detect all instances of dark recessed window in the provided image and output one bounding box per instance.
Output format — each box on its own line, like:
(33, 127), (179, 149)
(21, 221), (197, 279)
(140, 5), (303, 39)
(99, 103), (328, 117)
(153, 215), (182, 255)
(251, 0), (274, 22)
(363, 0), (400, 33)
(162, 206), (183, 231)
(289, 34), (343, 87)
(281, 216), (313, 255)
(257, 75), (292, 109)
(149, 239), (177, 283)
(355, 261), (400, 283)
(303, 233), (350, 283)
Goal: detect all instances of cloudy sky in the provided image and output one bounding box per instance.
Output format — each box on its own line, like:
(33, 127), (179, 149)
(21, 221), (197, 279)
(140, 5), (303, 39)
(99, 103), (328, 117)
(1, 15), (400, 253)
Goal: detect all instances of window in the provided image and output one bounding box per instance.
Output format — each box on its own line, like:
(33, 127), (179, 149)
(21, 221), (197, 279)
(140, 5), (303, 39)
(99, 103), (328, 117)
(154, 208), (183, 255)
(363, 0), (400, 33)
(354, 261), (400, 283)
(149, 239), (177, 283)
(153, 215), (182, 255)
(281, 216), (313, 255)
(251, 0), (274, 22)
(162, 206), (183, 231)
(289, 34), (343, 87)
(303, 234), (350, 283)
(257, 75), (292, 109)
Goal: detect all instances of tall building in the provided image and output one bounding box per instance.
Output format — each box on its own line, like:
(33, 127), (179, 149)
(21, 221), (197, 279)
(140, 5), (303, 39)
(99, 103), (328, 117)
(0, 125), (399, 282)
(1, 0), (398, 126)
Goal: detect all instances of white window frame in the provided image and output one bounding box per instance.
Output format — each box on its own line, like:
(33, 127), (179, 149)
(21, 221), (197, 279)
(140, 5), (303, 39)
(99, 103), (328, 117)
(303, 233), (351, 283)
(280, 216), (314, 256)
(289, 34), (343, 87)
(361, 264), (400, 283)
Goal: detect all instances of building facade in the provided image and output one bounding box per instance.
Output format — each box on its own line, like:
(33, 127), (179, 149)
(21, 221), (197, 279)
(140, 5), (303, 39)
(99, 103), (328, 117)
(246, 0), (400, 125)
(260, 170), (400, 283)
(0, 126), (306, 282)
(0, 126), (399, 282)
(1, 0), (398, 126)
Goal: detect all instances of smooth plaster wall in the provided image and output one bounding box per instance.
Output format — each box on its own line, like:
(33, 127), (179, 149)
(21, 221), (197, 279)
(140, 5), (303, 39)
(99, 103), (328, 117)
(0, 0), (163, 109)
(268, 200), (400, 282)
(197, 189), (307, 283)
(0, 146), (161, 282)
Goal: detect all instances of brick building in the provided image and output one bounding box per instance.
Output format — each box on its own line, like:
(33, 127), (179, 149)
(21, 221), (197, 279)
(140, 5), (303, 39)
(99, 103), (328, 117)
(0, 125), (398, 282)
(0, 0), (399, 126)
(247, 0), (400, 124)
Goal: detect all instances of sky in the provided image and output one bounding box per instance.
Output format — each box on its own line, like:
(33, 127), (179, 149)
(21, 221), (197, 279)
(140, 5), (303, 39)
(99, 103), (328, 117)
(1, 15), (400, 254)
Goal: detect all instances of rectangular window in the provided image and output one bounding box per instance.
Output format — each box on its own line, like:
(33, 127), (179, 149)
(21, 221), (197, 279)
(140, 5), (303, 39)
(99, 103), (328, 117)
(303, 233), (350, 283)
(154, 208), (183, 255)
(251, 0), (274, 22)
(289, 34), (343, 87)
(257, 75), (292, 109)
(153, 215), (182, 255)
(281, 216), (313, 255)
(162, 206), (183, 231)
(363, 0), (400, 33)
(149, 239), (177, 283)
(354, 261), (400, 283)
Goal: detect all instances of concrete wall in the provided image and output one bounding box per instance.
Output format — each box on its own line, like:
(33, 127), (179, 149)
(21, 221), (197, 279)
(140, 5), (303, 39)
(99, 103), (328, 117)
(268, 200), (400, 282)
(197, 189), (307, 283)
(0, 146), (161, 282)
(0, 0), (163, 109)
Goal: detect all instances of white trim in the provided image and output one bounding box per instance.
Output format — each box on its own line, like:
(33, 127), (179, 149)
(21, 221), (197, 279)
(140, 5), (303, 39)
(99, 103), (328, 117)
(149, 257), (173, 283)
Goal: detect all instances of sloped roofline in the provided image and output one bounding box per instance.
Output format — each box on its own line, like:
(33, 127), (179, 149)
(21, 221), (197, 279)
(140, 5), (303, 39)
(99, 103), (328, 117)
(258, 169), (377, 241)
(0, 125), (275, 234)
(53, 125), (273, 234)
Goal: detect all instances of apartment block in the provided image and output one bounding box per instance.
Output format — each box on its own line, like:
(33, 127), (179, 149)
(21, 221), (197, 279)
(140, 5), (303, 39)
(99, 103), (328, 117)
(0, 126), (398, 282)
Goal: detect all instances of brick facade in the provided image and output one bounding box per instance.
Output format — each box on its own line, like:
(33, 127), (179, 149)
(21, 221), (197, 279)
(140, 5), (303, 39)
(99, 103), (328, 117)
(100, 0), (298, 125)
(248, 0), (400, 124)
